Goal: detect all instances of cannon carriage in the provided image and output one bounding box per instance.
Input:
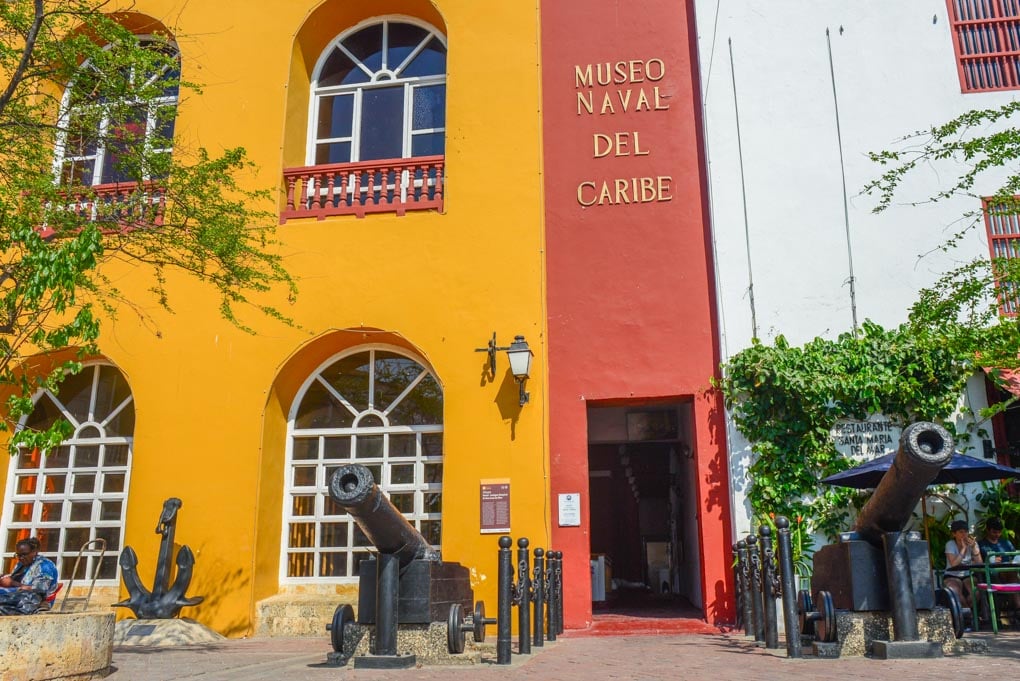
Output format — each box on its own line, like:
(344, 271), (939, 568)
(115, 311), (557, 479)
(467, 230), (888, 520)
(324, 463), (478, 668)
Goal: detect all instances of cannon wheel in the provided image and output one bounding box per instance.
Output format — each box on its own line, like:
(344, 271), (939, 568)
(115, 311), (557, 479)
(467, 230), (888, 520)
(326, 604), (355, 653)
(936, 587), (965, 639)
(448, 603), (466, 654)
(473, 601), (487, 643)
(813, 591), (837, 643)
(797, 590), (815, 637)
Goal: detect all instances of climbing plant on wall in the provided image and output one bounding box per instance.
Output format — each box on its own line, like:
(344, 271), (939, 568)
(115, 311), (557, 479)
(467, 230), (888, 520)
(719, 264), (1020, 540)
(719, 321), (967, 538)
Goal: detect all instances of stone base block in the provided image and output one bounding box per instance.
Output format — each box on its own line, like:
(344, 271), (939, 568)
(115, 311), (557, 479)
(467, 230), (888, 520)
(0, 611), (114, 681)
(871, 640), (943, 659)
(332, 621), (488, 666)
(114, 618), (225, 647)
(821, 609), (956, 658)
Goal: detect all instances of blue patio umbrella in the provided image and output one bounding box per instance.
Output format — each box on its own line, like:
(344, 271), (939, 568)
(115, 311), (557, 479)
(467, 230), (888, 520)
(821, 451), (1020, 554)
(820, 452), (1020, 489)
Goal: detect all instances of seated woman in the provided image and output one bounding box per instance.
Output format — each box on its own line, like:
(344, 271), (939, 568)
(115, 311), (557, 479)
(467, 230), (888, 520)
(944, 519), (982, 612)
(0, 537), (58, 597)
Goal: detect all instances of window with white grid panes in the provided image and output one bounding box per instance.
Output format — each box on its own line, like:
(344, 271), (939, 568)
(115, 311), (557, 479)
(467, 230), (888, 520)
(1, 364), (134, 585)
(283, 348), (443, 581)
(309, 19), (446, 164)
(53, 38), (179, 187)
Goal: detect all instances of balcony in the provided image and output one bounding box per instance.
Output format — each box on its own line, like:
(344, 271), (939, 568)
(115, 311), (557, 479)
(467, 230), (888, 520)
(280, 156), (444, 223)
(39, 181), (165, 238)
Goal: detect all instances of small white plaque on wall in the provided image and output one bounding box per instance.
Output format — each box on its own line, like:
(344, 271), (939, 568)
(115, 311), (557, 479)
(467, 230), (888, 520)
(558, 492), (581, 527)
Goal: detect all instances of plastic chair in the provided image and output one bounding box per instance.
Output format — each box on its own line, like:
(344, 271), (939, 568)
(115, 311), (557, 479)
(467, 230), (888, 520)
(974, 550), (1020, 634)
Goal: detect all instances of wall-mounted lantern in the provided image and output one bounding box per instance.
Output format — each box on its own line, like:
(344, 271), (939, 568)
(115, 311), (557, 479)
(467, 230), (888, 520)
(475, 333), (533, 407)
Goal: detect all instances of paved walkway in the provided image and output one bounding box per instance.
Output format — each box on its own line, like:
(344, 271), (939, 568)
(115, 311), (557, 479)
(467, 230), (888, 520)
(106, 630), (1020, 681)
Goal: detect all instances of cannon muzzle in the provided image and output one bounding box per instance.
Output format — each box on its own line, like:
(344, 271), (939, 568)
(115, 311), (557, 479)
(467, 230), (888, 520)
(328, 463), (438, 567)
(852, 421), (954, 545)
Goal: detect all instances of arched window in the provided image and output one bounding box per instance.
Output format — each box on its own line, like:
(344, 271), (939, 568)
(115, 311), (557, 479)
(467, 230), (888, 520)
(1, 364), (135, 584)
(309, 20), (446, 164)
(283, 348), (443, 581)
(53, 39), (179, 187)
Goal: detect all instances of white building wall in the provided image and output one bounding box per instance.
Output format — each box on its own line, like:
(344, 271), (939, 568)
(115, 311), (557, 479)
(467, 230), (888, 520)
(695, 1), (1013, 533)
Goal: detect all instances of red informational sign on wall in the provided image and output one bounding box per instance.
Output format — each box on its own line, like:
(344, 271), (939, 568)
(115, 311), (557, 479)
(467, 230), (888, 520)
(480, 479), (510, 533)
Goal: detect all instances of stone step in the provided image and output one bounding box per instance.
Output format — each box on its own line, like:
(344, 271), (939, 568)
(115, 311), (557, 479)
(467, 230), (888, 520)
(255, 595), (354, 637)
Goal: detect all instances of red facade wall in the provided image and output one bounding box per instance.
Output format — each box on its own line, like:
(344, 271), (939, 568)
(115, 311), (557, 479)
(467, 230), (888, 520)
(540, 0), (734, 626)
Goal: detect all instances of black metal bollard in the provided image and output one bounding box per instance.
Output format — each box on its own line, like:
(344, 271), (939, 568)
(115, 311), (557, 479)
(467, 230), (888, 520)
(732, 543), (744, 633)
(759, 525), (779, 649)
(545, 551), (557, 642)
(775, 517), (802, 659)
(517, 538), (532, 655)
(533, 548), (545, 647)
(496, 536), (514, 665)
(738, 538), (754, 636)
(557, 551), (565, 634)
(746, 534), (764, 643)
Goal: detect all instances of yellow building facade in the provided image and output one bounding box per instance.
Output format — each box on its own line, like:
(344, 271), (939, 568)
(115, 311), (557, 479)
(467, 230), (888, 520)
(0, 0), (548, 636)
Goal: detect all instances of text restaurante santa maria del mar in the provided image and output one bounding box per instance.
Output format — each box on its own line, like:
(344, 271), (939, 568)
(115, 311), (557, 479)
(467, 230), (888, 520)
(574, 59), (671, 207)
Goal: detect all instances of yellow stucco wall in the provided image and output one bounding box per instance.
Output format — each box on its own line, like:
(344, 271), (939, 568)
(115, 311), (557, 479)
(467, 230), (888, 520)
(0, 0), (548, 636)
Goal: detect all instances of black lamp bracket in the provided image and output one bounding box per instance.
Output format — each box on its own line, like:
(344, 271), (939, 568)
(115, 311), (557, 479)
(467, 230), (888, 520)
(475, 332), (512, 378)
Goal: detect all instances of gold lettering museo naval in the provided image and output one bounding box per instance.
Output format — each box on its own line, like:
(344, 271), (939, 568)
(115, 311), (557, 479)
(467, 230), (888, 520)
(573, 59), (672, 207)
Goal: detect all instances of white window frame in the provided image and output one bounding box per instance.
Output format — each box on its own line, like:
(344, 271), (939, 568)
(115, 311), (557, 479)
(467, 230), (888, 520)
(51, 36), (179, 187)
(0, 362), (134, 586)
(281, 345), (444, 584)
(306, 17), (447, 166)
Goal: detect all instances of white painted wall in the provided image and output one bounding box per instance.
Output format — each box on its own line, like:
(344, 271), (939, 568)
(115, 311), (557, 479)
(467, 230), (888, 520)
(694, 1), (1015, 533)
(697, 0), (1016, 352)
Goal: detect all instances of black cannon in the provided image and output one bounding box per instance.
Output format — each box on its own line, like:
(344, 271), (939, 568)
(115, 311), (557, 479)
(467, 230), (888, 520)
(327, 464), (474, 668)
(808, 421), (956, 658)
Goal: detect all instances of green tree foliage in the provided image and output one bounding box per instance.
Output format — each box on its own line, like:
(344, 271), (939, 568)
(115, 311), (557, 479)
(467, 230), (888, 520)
(0, 1), (295, 452)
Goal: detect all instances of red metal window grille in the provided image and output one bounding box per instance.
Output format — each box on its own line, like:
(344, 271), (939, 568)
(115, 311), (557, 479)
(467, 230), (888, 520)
(983, 197), (1020, 314)
(947, 0), (1020, 93)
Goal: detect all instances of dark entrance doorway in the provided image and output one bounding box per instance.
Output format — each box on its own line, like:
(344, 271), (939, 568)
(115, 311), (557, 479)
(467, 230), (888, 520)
(586, 402), (703, 623)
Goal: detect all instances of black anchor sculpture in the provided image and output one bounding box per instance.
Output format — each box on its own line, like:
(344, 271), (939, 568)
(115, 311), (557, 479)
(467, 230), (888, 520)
(113, 497), (204, 618)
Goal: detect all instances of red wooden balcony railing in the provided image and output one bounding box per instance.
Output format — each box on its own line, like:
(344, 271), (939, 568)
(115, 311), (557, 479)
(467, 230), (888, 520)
(39, 181), (166, 238)
(280, 155), (444, 223)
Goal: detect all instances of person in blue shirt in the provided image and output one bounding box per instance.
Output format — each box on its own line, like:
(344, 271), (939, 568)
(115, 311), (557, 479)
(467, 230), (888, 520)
(979, 517), (1018, 559)
(0, 537), (58, 596)
(978, 517), (1020, 614)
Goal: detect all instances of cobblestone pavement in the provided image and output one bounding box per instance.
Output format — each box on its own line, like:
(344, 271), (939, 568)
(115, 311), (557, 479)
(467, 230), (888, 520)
(105, 630), (1020, 681)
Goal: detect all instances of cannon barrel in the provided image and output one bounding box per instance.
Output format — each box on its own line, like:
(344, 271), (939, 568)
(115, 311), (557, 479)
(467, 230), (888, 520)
(328, 464), (438, 566)
(852, 421), (954, 546)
